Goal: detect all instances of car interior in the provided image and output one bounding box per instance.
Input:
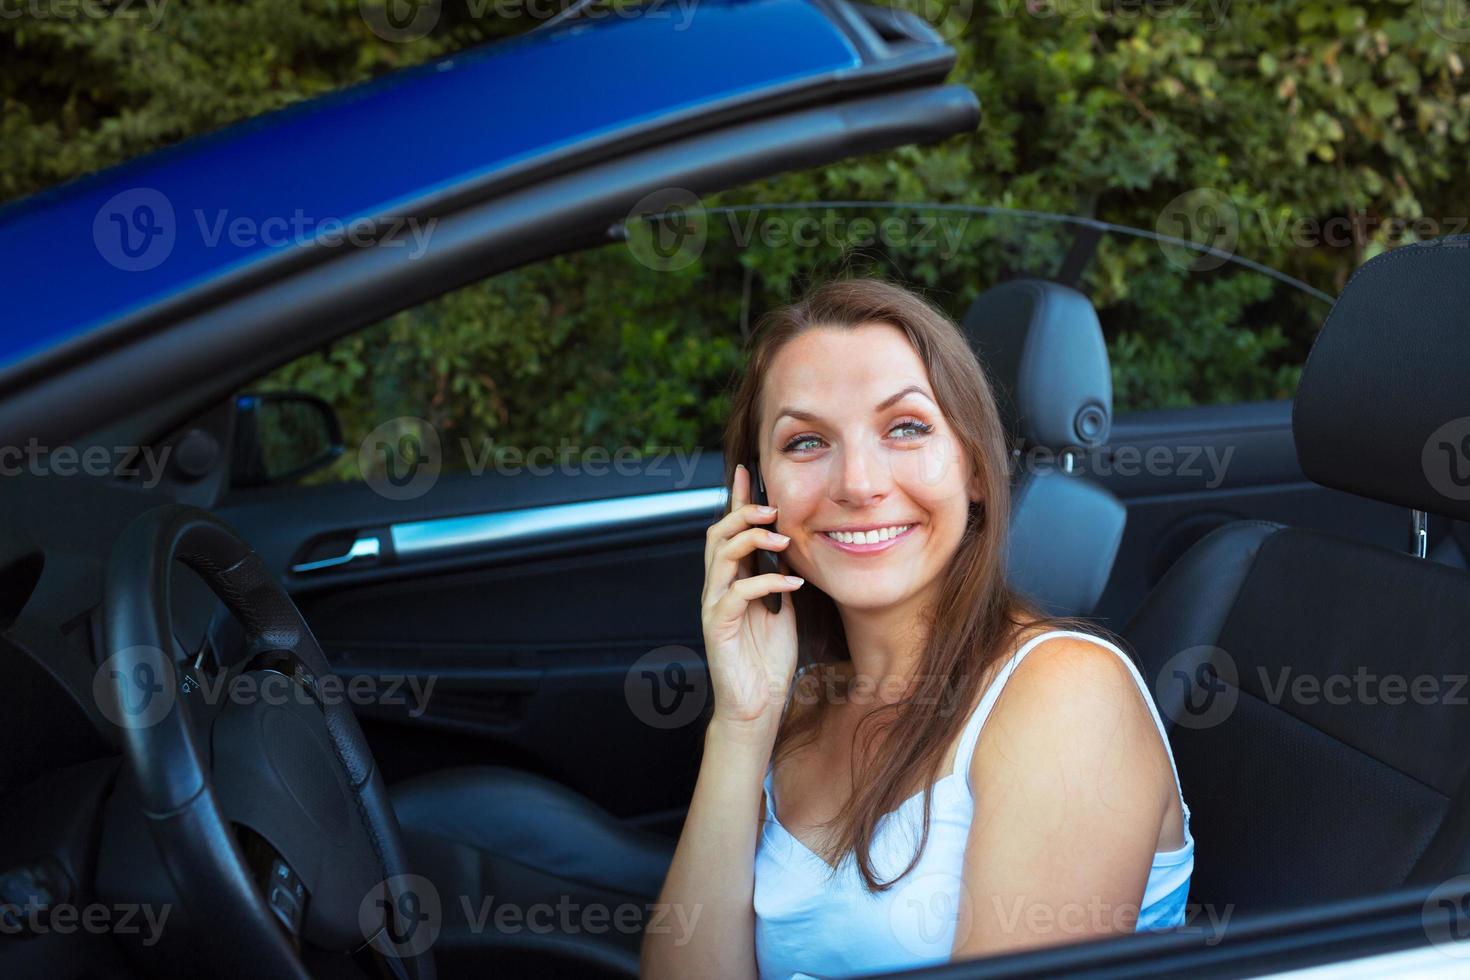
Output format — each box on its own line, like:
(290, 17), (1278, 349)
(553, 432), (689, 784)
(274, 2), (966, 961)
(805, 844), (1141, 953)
(3, 3), (1470, 972)
(5, 232), (1470, 979)
(376, 275), (1134, 975)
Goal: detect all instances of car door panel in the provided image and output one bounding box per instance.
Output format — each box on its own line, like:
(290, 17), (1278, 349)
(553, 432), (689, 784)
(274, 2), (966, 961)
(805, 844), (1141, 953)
(216, 461), (724, 821)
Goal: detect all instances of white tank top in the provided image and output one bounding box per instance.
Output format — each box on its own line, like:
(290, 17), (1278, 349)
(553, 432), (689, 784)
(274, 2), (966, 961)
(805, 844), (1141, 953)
(753, 629), (1194, 979)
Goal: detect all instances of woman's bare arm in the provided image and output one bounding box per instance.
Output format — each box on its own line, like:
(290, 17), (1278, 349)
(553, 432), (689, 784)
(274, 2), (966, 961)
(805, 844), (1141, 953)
(642, 461), (803, 978)
(641, 716), (777, 979)
(949, 638), (1172, 960)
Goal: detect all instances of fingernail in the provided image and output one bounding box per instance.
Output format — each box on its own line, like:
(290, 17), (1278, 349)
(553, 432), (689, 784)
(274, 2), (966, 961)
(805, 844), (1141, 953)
(758, 505), (776, 514)
(771, 532), (790, 542)
(785, 576), (804, 586)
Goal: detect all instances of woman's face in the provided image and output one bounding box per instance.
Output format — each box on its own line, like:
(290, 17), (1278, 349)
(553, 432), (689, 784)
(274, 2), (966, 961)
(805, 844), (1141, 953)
(758, 322), (980, 613)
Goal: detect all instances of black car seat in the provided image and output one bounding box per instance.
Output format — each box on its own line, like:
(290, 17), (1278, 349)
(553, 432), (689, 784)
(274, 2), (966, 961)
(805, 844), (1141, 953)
(1122, 237), (1470, 915)
(962, 279), (1125, 617)
(1430, 519), (1470, 569)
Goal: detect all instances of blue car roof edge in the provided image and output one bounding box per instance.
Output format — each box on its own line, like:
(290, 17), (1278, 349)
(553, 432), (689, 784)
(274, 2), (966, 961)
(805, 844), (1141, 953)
(0, 1), (973, 373)
(0, 84), (980, 455)
(0, 49), (966, 389)
(0, 1), (954, 229)
(0, 43), (952, 235)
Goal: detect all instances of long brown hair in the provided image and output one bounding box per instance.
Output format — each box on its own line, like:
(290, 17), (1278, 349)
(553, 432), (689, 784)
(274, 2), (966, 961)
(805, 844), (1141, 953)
(722, 277), (1118, 891)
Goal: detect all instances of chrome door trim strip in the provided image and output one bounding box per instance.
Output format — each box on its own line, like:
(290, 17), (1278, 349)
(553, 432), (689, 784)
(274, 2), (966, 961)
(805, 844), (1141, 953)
(291, 534), (381, 573)
(389, 486), (727, 560)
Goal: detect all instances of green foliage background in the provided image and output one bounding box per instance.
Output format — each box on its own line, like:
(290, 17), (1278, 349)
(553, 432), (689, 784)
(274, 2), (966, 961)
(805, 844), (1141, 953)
(6, 1), (1469, 481)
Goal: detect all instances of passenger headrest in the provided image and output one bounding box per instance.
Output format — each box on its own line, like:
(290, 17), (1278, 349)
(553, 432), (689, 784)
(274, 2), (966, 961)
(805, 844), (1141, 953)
(1293, 237), (1470, 522)
(961, 279), (1112, 452)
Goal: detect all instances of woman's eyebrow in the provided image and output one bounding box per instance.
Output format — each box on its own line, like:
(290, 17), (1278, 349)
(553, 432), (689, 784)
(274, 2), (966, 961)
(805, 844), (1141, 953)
(774, 384), (935, 425)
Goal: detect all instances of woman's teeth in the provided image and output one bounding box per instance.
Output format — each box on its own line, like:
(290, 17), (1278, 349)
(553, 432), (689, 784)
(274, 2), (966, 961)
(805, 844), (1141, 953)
(823, 524), (911, 545)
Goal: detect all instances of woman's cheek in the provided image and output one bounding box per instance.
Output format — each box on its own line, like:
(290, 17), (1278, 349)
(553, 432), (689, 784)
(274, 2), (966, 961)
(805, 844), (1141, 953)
(906, 436), (964, 493)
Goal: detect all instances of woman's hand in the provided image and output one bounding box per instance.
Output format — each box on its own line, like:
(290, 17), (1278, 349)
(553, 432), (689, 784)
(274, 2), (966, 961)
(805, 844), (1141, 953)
(701, 462), (804, 730)
(644, 462), (797, 980)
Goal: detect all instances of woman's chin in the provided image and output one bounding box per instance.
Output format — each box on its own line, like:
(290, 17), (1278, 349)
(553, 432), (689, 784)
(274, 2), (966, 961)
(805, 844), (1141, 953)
(822, 582), (918, 612)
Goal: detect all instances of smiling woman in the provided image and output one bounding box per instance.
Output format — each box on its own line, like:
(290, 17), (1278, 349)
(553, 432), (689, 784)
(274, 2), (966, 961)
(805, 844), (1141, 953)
(642, 277), (1193, 979)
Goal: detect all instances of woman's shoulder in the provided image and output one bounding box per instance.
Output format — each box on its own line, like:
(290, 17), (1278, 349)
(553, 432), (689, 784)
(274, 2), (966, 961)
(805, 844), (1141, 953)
(997, 624), (1146, 717)
(965, 622), (1171, 788)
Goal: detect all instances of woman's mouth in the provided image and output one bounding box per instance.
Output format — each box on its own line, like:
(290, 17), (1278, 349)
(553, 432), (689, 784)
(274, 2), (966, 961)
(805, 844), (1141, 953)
(818, 523), (918, 555)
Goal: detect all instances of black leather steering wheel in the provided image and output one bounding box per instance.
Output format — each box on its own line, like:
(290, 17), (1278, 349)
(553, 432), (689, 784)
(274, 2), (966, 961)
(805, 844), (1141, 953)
(100, 504), (436, 980)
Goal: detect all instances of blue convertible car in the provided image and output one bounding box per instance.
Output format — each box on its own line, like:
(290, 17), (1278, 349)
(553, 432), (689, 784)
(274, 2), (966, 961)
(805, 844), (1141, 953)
(3, 1), (1470, 977)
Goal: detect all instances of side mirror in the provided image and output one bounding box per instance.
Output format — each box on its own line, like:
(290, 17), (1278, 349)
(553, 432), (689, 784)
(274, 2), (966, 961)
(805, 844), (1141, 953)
(232, 392), (344, 486)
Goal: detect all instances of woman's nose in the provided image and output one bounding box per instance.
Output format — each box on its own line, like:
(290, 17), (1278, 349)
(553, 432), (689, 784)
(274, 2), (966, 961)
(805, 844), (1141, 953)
(830, 444), (891, 507)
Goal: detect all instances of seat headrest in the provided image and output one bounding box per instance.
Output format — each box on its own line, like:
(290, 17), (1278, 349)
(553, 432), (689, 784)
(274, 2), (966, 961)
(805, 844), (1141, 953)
(1293, 236), (1470, 521)
(961, 279), (1112, 451)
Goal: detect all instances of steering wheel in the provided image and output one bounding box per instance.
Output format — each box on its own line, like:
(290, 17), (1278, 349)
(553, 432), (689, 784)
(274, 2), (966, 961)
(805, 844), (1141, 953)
(100, 504), (436, 980)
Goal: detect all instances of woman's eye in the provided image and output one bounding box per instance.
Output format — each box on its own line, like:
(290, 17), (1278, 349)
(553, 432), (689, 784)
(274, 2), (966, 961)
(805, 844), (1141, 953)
(782, 435), (823, 453)
(781, 421), (931, 453)
(891, 419), (934, 439)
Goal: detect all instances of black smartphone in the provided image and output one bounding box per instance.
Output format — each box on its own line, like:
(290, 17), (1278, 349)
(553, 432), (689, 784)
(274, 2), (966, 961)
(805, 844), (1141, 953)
(747, 459), (783, 614)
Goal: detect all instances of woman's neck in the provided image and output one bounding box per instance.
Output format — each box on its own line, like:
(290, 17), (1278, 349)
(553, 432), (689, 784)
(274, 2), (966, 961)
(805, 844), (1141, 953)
(835, 586), (935, 702)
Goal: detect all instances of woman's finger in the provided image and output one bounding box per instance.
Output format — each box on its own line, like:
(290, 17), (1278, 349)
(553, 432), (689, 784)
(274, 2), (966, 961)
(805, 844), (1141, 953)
(709, 572), (805, 627)
(707, 526), (790, 602)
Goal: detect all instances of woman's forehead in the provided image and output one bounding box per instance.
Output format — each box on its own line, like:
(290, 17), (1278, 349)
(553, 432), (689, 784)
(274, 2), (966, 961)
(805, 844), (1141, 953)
(763, 325), (927, 400)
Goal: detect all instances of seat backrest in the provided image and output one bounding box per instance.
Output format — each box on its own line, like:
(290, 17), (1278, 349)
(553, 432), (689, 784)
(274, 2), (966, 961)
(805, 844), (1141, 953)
(961, 280), (1123, 616)
(1123, 237), (1470, 915)
(1429, 520), (1470, 571)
